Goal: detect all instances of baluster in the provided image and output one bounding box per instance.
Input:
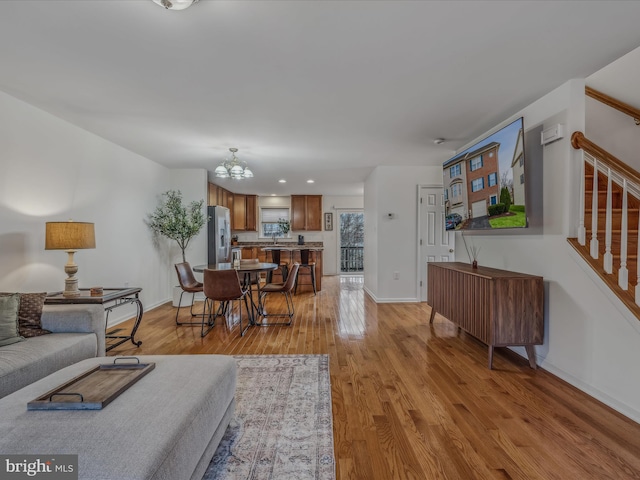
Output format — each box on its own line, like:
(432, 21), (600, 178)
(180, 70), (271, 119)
(590, 160), (599, 259)
(578, 154), (586, 245)
(619, 179), (628, 289)
(604, 168), (613, 273)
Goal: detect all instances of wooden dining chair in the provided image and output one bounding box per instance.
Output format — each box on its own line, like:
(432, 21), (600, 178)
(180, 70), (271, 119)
(203, 268), (251, 337)
(258, 263), (299, 326)
(174, 262), (206, 326)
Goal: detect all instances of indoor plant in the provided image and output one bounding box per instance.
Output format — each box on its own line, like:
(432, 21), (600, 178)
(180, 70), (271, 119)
(278, 218), (291, 237)
(147, 190), (207, 263)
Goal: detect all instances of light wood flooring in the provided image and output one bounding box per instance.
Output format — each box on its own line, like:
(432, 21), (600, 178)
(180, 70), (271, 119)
(110, 275), (640, 479)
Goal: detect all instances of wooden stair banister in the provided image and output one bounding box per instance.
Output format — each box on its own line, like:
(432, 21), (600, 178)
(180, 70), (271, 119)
(585, 86), (640, 125)
(571, 131), (640, 188)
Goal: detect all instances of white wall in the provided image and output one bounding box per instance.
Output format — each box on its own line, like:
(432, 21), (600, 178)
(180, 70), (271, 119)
(363, 165), (442, 302)
(0, 90), (205, 325)
(448, 79), (640, 422)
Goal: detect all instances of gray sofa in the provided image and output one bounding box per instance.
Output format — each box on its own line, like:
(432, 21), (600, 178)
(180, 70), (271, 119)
(0, 304), (105, 399)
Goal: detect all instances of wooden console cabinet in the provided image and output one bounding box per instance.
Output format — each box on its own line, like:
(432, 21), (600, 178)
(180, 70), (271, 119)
(427, 262), (544, 369)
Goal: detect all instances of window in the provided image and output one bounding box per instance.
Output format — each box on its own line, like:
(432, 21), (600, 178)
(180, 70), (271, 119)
(490, 195), (498, 205)
(444, 189), (448, 201)
(470, 155), (483, 171)
(449, 164), (461, 177)
(261, 208), (289, 237)
(452, 183), (462, 197)
(519, 156), (524, 167)
(471, 177), (484, 192)
(488, 172), (497, 187)
(520, 173), (525, 184)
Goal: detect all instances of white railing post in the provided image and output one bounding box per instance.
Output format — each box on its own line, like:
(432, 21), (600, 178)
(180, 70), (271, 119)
(604, 168), (613, 273)
(590, 160), (599, 259)
(619, 179), (628, 289)
(578, 154), (587, 245)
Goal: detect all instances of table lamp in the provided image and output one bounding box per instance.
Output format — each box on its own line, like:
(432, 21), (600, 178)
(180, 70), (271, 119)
(45, 221), (96, 297)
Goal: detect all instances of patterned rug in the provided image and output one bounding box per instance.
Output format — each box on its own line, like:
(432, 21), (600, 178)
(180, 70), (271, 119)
(203, 355), (335, 480)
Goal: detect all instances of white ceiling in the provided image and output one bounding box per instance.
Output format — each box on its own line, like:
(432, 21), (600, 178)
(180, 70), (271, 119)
(2, 1), (640, 197)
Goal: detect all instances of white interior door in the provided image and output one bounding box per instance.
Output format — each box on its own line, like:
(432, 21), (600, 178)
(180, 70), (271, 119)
(418, 185), (455, 301)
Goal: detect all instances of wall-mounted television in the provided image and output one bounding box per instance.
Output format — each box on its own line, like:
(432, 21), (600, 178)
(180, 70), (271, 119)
(443, 117), (528, 231)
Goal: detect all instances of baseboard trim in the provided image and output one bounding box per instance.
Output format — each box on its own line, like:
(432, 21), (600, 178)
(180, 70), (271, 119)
(363, 286), (418, 303)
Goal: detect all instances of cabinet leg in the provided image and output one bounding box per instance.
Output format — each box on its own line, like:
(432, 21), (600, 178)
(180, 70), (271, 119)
(488, 345), (494, 370)
(525, 345), (538, 369)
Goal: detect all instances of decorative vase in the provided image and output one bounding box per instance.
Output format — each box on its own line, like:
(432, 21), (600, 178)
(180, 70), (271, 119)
(472, 260), (478, 269)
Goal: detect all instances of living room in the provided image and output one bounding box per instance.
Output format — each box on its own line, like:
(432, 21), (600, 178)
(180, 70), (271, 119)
(3, 1), (640, 479)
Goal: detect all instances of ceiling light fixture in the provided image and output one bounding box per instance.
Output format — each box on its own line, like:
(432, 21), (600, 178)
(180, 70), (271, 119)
(307, 180), (315, 183)
(278, 179), (287, 183)
(434, 138), (445, 145)
(152, 0), (199, 10)
(214, 148), (253, 180)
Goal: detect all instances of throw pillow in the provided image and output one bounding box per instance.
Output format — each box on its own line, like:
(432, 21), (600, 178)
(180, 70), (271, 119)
(0, 292), (51, 337)
(0, 293), (24, 346)
(17, 292), (50, 337)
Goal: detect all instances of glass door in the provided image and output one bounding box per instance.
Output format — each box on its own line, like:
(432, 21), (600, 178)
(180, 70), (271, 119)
(338, 211), (364, 274)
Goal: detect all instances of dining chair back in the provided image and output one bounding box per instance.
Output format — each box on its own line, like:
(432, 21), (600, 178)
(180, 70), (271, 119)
(203, 268), (250, 336)
(174, 262), (205, 326)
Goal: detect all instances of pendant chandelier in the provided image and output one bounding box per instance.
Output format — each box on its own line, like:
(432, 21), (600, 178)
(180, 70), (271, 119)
(152, 0), (199, 11)
(215, 148), (254, 180)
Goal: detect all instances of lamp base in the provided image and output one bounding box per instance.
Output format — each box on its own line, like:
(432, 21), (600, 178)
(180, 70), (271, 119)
(63, 277), (81, 297)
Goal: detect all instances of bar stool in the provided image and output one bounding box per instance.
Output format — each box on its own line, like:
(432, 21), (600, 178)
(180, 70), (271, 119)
(294, 249), (316, 295)
(266, 249), (289, 284)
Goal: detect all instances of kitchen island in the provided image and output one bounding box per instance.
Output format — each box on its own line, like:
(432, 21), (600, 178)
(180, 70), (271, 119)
(235, 242), (323, 292)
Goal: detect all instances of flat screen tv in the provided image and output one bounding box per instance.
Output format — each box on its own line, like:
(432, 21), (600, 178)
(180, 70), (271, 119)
(443, 117), (526, 231)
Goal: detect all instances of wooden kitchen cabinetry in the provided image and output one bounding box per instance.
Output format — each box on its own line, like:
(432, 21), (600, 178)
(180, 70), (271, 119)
(232, 194), (257, 231)
(427, 262), (544, 369)
(290, 195), (322, 231)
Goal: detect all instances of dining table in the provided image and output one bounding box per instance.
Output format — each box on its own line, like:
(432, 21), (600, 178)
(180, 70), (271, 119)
(192, 262), (277, 327)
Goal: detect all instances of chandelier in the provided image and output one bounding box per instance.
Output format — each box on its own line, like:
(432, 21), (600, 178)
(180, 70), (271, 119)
(215, 148), (254, 180)
(152, 0), (199, 10)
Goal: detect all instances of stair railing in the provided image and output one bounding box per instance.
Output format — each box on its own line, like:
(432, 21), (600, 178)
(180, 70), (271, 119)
(572, 131), (640, 302)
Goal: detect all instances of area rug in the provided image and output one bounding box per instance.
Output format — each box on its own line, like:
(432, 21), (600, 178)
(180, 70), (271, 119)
(203, 354), (335, 480)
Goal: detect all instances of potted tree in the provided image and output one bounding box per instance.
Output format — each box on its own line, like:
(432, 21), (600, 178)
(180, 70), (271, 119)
(147, 190), (207, 305)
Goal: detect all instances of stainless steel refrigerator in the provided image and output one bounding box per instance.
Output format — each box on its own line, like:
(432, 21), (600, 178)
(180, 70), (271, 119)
(207, 206), (231, 264)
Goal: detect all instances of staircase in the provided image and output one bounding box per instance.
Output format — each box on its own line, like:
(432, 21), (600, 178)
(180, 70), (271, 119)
(568, 88), (640, 319)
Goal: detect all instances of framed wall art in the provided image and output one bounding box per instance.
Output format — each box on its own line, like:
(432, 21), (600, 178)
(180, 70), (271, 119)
(324, 212), (333, 231)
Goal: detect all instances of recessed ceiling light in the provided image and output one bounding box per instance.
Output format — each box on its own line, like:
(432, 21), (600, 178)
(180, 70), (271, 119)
(279, 179), (286, 183)
(271, 194), (276, 196)
(307, 179), (315, 183)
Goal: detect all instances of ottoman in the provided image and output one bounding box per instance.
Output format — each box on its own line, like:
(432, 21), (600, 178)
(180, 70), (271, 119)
(0, 355), (237, 480)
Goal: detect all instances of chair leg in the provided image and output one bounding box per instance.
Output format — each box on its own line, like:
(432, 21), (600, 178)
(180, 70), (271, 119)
(240, 295), (251, 337)
(200, 298), (214, 337)
(311, 265), (316, 295)
(176, 291), (207, 326)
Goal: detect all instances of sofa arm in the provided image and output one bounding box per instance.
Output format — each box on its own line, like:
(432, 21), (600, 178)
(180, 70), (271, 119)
(41, 304), (106, 356)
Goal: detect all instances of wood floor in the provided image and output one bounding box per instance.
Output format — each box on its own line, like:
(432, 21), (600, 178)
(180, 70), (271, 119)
(110, 276), (640, 479)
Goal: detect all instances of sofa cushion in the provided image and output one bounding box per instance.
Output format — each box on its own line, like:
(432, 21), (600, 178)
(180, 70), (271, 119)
(0, 294), (24, 347)
(0, 292), (51, 337)
(0, 333), (97, 399)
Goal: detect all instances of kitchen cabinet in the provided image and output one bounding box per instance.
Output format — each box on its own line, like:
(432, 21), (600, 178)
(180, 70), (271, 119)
(232, 194), (257, 231)
(291, 195), (322, 231)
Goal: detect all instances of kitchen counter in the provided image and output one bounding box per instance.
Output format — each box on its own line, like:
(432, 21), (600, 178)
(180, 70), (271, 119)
(234, 242), (323, 292)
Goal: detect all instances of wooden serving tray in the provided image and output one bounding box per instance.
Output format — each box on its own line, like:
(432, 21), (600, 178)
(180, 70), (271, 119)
(28, 358), (155, 411)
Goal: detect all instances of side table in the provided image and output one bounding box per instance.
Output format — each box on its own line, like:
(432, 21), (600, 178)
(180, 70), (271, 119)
(45, 288), (144, 352)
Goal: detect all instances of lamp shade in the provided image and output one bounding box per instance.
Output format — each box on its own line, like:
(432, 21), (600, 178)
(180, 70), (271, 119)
(45, 221), (96, 250)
